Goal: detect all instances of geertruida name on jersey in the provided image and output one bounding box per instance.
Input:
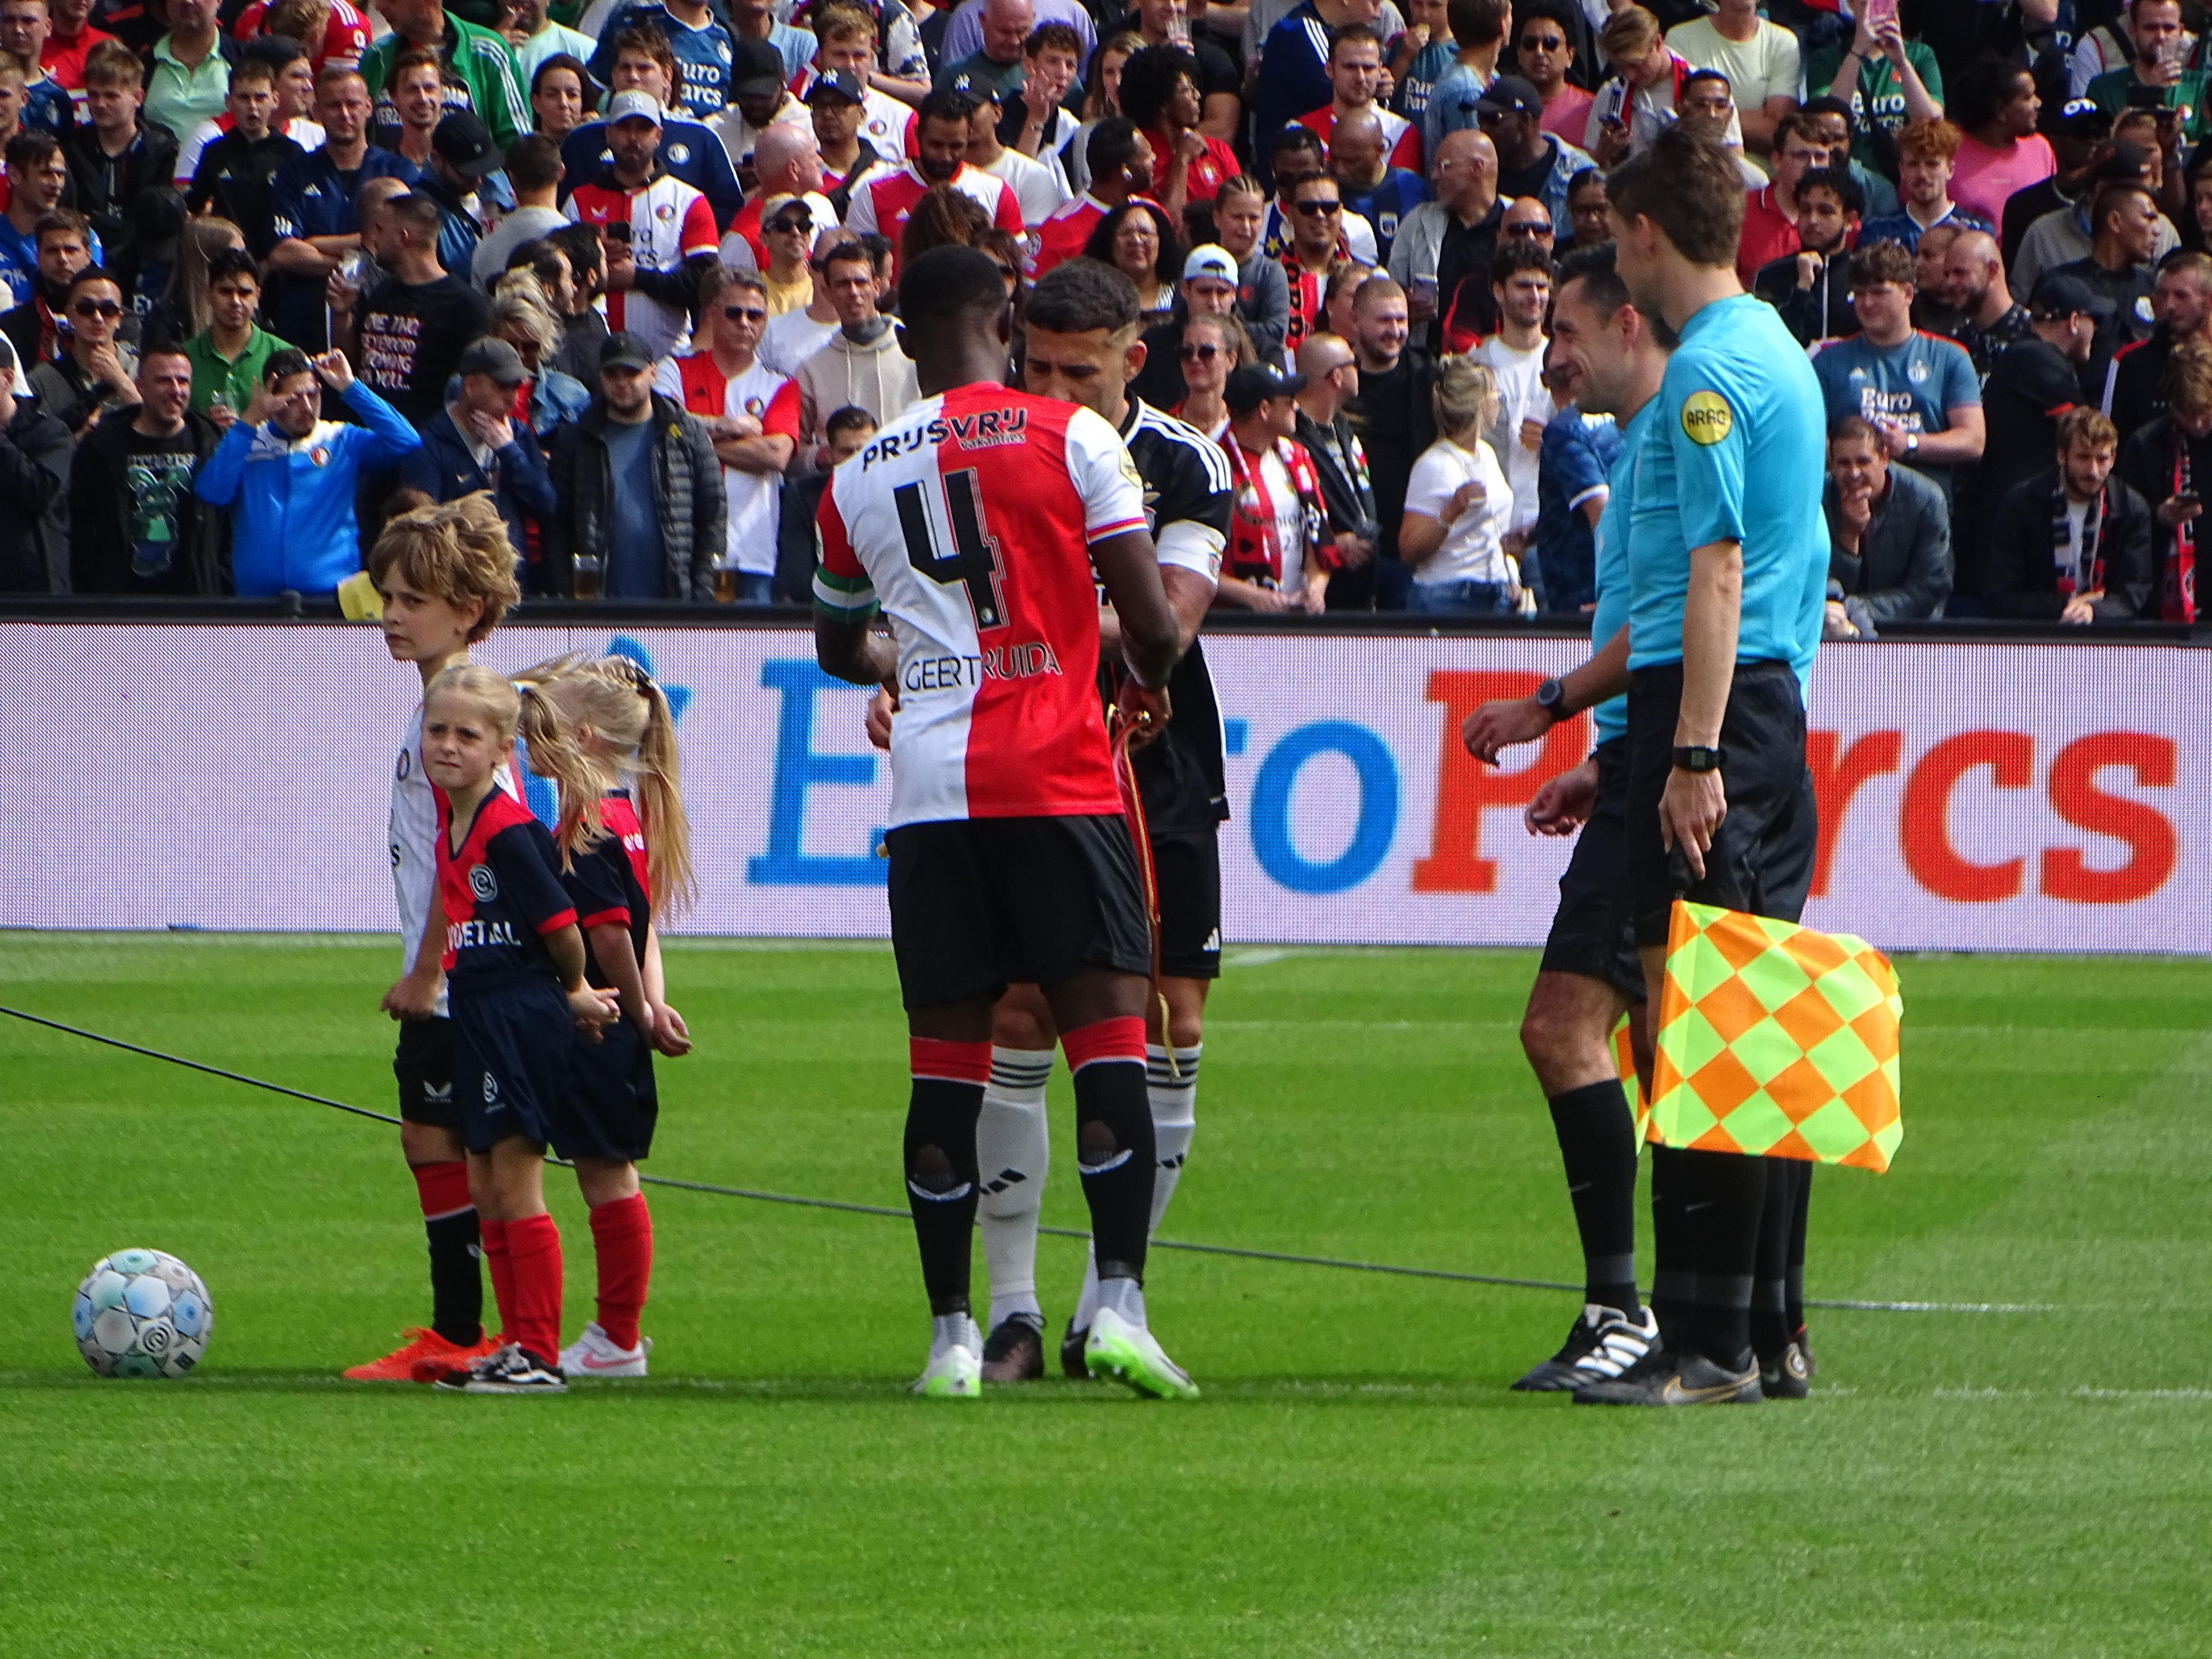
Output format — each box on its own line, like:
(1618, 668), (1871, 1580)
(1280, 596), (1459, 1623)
(446, 918), (525, 953)
(859, 406), (1029, 472)
(904, 641), (1064, 692)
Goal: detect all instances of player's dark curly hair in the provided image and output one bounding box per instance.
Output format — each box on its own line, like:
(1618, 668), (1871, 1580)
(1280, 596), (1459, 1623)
(897, 244), (1013, 331)
(1116, 44), (1198, 134)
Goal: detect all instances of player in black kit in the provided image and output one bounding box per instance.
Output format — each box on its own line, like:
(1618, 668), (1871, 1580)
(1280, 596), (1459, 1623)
(918, 257), (1235, 1381)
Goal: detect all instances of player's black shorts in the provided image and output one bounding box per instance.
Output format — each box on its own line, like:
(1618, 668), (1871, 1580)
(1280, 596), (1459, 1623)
(885, 814), (1153, 1009)
(1539, 736), (1645, 1002)
(393, 1016), (461, 1130)
(1151, 825), (1222, 982)
(450, 971), (571, 1153)
(1619, 658), (1819, 949)
(550, 1017), (658, 1164)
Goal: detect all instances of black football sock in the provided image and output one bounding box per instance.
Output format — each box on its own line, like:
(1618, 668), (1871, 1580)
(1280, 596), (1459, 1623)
(1546, 1080), (1642, 1315)
(426, 1210), (484, 1347)
(1684, 1148), (1767, 1370)
(904, 1041), (990, 1317)
(1065, 1017), (1156, 1285)
(1786, 1164), (1812, 1339)
(1647, 1145), (1693, 1350)
(1750, 1158), (1801, 1359)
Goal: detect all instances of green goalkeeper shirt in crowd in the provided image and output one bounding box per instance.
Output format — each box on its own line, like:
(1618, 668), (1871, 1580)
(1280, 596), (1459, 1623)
(1625, 292), (1827, 696)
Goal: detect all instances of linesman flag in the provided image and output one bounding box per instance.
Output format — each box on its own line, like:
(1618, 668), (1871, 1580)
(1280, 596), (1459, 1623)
(1645, 902), (1903, 1173)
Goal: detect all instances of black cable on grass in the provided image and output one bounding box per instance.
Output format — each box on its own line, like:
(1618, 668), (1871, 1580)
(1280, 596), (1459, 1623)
(0, 1004), (2051, 1315)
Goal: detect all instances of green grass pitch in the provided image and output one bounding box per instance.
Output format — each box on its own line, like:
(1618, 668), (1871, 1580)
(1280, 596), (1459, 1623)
(2, 933), (2209, 1657)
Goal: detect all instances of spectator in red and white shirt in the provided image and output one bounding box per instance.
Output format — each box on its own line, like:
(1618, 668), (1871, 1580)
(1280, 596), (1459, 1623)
(789, 5), (915, 162)
(232, 0), (370, 74)
(562, 89), (720, 361)
(1297, 25), (1423, 174)
(40, 0), (115, 119)
(1029, 114), (1153, 278)
(656, 265), (800, 603)
(1117, 44), (1236, 225)
(719, 122), (835, 270)
(846, 86), (1025, 264)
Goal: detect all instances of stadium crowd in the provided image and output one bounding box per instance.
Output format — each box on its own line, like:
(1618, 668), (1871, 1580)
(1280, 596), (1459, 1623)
(0, 0), (2205, 626)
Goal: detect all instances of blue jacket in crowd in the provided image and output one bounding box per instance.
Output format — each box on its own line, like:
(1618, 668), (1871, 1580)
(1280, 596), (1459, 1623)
(399, 405), (559, 581)
(195, 378), (423, 596)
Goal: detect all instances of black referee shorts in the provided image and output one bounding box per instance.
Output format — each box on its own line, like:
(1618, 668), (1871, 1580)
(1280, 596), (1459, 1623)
(393, 1017), (461, 1131)
(1152, 825), (1223, 982)
(1539, 736), (1645, 1003)
(551, 1017), (659, 1164)
(885, 815), (1154, 1010)
(1619, 659), (1819, 950)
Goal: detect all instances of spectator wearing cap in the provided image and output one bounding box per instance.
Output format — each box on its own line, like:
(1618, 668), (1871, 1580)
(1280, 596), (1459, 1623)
(70, 340), (229, 594)
(1821, 412), (1953, 637)
(546, 329), (723, 599)
(957, 74), (1066, 228)
(1476, 74), (1588, 243)
(656, 265), (799, 604)
(1215, 360), (1335, 613)
(1327, 111), (1422, 274)
(418, 109), (505, 276)
(399, 334), (557, 578)
(330, 191), (491, 429)
(807, 69), (893, 218)
(752, 195), (822, 315)
(357, 0), (529, 150)
(0, 330), (73, 592)
(846, 88), (1027, 257)
(471, 131), (565, 285)
(1859, 119), (1997, 253)
(586, 0), (737, 121)
(705, 33), (814, 182)
(1130, 242), (1240, 408)
(1292, 329), (1381, 596)
(2116, 336), (2212, 619)
(721, 123), (836, 271)
(1398, 355), (1515, 615)
(1986, 403), (2153, 621)
(1752, 166), (1862, 349)
(2105, 250), (2212, 440)
(565, 89), (720, 362)
(1117, 44), (1236, 224)
(2000, 99), (2112, 271)
(2013, 142), (2179, 295)
(797, 9), (921, 157)
(1664, 0), (1795, 157)
(1949, 58), (2057, 232)
(1956, 269), (2108, 604)
(1813, 243), (1987, 510)
(562, 28), (744, 228)
(180, 59), (303, 257)
(2087, 0), (2212, 143)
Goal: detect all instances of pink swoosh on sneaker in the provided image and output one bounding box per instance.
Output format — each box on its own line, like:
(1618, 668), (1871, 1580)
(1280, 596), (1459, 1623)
(579, 1350), (641, 1371)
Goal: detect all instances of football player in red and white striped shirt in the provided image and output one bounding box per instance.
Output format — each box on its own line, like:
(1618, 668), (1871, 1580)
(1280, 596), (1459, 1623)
(656, 266), (801, 603)
(844, 87), (1025, 264)
(562, 90), (720, 361)
(812, 244), (1196, 1402)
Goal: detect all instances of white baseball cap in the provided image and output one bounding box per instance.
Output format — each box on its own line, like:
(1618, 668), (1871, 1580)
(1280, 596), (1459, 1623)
(607, 89), (664, 127)
(1182, 244), (1238, 285)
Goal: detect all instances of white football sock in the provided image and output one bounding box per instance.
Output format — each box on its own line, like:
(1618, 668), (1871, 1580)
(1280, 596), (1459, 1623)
(930, 1312), (979, 1358)
(1094, 1274), (1146, 1327)
(1072, 1045), (1202, 1333)
(1146, 1043), (1200, 1234)
(976, 1046), (1051, 1332)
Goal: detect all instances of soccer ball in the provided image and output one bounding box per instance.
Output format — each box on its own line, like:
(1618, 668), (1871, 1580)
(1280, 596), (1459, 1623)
(72, 1249), (213, 1378)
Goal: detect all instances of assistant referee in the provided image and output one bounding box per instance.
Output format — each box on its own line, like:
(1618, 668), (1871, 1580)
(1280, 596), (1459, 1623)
(1574, 125), (1828, 1408)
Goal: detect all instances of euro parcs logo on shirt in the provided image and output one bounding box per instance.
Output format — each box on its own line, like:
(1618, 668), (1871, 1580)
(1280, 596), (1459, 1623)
(1680, 390), (1733, 446)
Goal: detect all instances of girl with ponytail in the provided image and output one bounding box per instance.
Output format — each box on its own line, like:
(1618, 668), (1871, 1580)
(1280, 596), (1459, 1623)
(514, 652), (698, 1378)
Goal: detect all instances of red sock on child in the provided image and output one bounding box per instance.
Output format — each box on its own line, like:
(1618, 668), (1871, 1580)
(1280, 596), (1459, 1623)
(589, 1192), (654, 1351)
(503, 1212), (564, 1363)
(478, 1216), (514, 1345)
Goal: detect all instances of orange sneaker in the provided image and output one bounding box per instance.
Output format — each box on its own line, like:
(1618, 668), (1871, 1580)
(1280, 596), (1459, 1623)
(342, 1327), (495, 1382)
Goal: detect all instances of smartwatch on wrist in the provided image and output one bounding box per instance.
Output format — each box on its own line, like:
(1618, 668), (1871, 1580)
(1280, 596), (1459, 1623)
(1672, 745), (1726, 773)
(1534, 676), (1569, 723)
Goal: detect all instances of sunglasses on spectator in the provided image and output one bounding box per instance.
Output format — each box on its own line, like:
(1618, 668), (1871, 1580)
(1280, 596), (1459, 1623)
(768, 216), (812, 233)
(1178, 343), (1219, 359)
(722, 304), (767, 322)
(1293, 198), (1342, 215)
(72, 298), (123, 319)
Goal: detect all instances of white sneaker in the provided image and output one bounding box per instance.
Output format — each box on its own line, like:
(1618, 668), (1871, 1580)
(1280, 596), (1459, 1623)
(558, 1321), (653, 1379)
(910, 1316), (982, 1399)
(1084, 1305), (1199, 1400)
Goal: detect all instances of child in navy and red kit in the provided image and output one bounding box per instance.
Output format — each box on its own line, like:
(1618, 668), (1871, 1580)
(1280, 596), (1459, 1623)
(520, 653), (697, 1379)
(420, 663), (620, 1395)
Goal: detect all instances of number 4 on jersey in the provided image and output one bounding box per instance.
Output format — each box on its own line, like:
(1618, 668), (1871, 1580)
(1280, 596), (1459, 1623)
(895, 468), (1006, 630)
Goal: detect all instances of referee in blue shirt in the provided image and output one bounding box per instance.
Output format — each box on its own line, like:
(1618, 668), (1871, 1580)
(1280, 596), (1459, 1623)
(1578, 125), (1828, 1407)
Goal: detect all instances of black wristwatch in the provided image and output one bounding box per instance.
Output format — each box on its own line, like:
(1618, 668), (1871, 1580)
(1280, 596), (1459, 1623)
(1534, 676), (1569, 724)
(1672, 745), (1727, 773)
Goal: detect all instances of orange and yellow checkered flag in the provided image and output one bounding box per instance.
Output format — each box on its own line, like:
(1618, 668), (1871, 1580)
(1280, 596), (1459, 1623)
(1646, 902), (1903, 1173)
